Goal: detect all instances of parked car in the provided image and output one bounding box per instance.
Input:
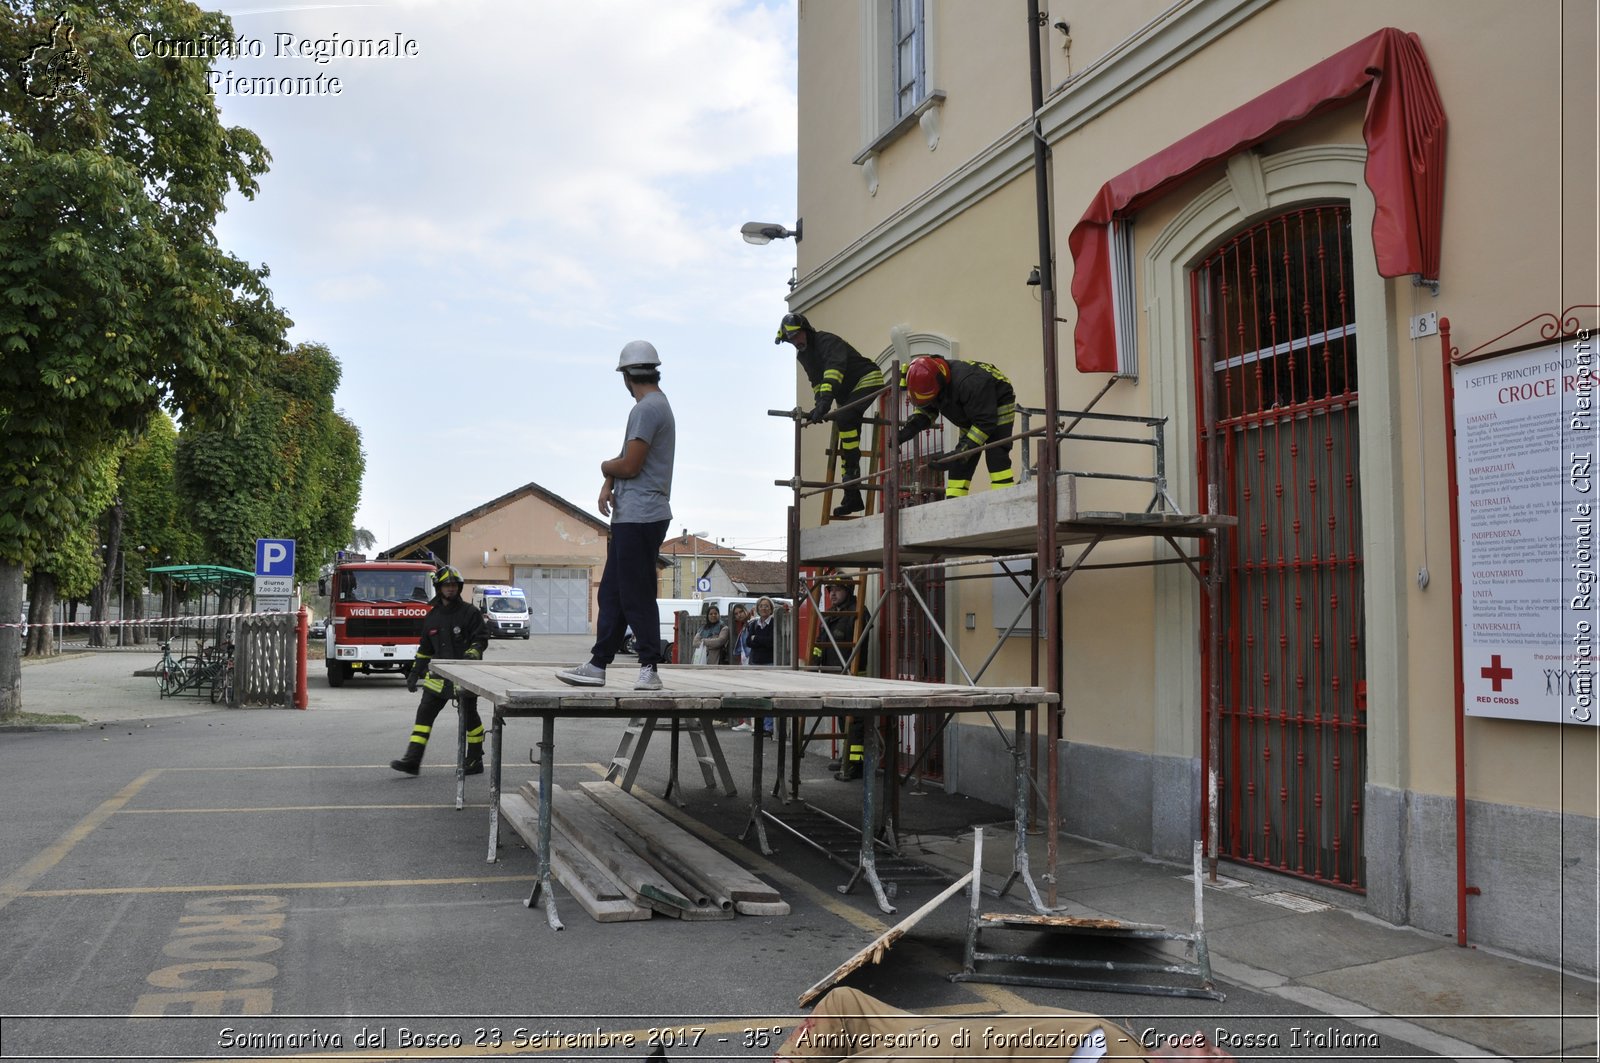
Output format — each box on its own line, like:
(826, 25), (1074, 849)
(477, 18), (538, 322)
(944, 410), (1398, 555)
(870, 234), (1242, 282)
(307, 618), (326, 640)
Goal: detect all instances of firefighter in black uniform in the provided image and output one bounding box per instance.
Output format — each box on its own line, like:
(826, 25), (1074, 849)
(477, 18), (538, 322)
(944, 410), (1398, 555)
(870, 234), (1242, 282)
(811, 579), (871, 780)
(897, 355), (1017, 498)
(389, 566), (489, 776)
(776, 312), (886, 517)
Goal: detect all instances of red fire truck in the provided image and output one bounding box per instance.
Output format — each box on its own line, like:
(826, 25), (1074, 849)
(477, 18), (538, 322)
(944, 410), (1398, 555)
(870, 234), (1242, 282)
(318, 558), (436, 687)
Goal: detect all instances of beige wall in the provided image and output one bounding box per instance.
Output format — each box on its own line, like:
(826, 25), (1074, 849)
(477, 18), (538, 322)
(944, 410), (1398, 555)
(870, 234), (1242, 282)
(448, 491), (607, 622)
(794, 0), (1598, 816)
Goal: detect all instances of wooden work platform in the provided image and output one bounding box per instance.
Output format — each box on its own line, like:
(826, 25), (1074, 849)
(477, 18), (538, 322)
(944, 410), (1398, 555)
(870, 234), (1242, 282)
(436, 662), (1052, 714)
(428, 661), (1056, 930)
(799, 473), (1235, 565)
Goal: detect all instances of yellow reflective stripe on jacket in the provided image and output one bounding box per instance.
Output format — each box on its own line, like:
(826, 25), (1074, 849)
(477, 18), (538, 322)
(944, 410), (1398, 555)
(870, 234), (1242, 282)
(422, 675), (446, 693)
(997, 402), (1015, 426)
(965, 425), (989, 445)
(972, 360), (1010, 384)
(822, 368), (844, 383)
(855, 368), (885, 389)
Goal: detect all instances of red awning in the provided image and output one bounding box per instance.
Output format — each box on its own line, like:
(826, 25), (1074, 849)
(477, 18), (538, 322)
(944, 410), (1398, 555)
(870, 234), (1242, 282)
(1068, 27), (1446, 373)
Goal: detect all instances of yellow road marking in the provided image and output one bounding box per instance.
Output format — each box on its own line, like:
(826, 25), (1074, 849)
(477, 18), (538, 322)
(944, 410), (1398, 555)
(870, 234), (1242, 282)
(117, 804), (491, 813)
(0, 769), (162, 913)
(23, 876), (539, 898)
(10, 761), (1036, 1018)
(157, 762), (596, 772)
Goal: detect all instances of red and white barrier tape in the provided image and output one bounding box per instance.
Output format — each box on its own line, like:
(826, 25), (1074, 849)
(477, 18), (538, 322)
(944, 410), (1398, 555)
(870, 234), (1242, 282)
(0, 609), (299, 630)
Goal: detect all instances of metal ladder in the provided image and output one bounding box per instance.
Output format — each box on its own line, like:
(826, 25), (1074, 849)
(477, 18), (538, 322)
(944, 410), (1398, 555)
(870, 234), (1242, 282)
(605, 716), (737, 807)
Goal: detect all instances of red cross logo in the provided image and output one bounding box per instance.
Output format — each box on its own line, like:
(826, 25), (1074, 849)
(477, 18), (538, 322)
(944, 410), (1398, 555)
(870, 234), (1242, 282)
(1481, 655), (1513, 692)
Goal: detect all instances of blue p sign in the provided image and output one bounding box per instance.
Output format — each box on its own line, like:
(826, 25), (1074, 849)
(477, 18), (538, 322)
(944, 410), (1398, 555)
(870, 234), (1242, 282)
(255, 538), (296, 577)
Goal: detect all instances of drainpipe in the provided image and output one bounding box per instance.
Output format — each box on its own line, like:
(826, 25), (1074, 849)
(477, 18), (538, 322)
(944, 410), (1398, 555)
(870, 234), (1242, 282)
(1026, 0), (1063, 906)
(1439, 318), (1468, 948)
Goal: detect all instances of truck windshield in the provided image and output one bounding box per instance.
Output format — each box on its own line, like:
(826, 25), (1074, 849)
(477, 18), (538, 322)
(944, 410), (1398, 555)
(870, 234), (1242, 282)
(341, 570), (433, 603)
(487, 597), (526, 614)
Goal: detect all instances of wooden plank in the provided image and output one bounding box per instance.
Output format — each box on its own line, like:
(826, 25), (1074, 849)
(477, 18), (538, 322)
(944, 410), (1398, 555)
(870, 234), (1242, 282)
(519, 782), (693, 916)
(980, 912), (1167, 933)
(497, 793), (650, 922)
(428, 661), (1056, 712)
(797, 870), (974, 1007)
(578, 781), (788, 915)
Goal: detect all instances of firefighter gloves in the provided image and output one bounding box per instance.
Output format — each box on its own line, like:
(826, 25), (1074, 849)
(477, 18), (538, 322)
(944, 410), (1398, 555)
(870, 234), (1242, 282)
(807, 398), (833, 425)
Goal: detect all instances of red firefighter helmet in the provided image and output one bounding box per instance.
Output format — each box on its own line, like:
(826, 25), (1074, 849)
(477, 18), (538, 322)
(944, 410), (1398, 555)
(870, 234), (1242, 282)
(905, 355), (950, 405)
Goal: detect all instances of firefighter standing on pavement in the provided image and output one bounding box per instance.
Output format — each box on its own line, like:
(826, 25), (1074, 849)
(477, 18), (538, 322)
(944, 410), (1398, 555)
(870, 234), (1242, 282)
(776, 313), (886, 517)
(897, 355), (1017, 498)
(390, 566), (489, 776)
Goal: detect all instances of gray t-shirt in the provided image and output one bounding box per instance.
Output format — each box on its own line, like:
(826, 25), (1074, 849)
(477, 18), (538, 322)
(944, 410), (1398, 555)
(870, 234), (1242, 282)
(611, 389), (674, 523)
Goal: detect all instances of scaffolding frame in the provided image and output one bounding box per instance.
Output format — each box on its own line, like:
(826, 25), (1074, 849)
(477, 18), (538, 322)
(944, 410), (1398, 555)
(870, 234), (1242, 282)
(773, 366), (1235, 908)
(768, 2), (1238, 912)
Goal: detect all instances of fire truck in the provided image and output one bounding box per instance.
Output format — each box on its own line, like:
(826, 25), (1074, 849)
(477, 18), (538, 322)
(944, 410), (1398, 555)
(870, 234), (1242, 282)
(317, 557), (436, 687)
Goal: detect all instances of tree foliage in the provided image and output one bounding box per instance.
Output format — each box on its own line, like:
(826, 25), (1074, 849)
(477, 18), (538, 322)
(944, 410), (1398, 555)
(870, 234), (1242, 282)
(0, 0), (284, 710)
(120, 411), (200, 580)
(177, 342), (364, 582)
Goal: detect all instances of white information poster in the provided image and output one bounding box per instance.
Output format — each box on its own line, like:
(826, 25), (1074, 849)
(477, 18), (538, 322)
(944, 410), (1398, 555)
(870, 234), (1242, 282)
(1453, 334), (1598, 724)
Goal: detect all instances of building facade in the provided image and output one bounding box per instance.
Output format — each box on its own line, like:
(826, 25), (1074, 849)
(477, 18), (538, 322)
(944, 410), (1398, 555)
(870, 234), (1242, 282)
(790, 0), (1597, 973)
(384, 481), (608, 635)
(659, 531), (743, 599)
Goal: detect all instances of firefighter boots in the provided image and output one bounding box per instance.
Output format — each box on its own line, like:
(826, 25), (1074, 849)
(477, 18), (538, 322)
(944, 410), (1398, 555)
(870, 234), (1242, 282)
(391, 724), (429, 775)
(831, 489), (865, 518)
(390, 744), (424, 776)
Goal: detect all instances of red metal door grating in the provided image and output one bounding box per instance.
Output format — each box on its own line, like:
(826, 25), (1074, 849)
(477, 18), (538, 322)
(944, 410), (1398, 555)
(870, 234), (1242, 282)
(892, 386), (948, 778)
(1193, 204), (1367, 891)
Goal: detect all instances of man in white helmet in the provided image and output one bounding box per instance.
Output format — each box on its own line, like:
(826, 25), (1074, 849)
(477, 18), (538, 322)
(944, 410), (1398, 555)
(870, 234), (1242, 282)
(558, 341), (676, 691)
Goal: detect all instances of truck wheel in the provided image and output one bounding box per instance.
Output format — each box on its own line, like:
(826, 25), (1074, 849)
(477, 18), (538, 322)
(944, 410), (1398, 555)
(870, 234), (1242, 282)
(327, 661), (348, 687)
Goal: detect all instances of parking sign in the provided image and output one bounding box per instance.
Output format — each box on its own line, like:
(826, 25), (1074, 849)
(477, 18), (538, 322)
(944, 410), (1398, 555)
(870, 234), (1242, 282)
(255, 538), (296, 577)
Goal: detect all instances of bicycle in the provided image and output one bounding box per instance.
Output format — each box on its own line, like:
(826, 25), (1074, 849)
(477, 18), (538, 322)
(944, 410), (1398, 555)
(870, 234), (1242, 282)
(156, 640), (202, 698)
(209, 647), (235, 705)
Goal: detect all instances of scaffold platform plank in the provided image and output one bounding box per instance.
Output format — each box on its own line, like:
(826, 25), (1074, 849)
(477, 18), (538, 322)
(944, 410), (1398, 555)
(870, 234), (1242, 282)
(799, 474), (1235, 566)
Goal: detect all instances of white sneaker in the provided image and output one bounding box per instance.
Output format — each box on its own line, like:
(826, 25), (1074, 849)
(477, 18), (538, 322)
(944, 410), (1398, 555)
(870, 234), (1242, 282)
(731, 722), (753, 732)
(634, 666), (663, 691)
(556, 662), (606, 686)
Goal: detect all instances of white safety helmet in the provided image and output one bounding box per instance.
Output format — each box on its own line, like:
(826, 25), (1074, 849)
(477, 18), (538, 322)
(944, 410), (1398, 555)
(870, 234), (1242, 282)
(617, 340), (661, 376)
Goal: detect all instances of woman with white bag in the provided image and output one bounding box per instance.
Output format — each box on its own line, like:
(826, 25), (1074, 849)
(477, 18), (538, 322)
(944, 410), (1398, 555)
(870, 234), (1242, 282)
(691, 605), (729, 667)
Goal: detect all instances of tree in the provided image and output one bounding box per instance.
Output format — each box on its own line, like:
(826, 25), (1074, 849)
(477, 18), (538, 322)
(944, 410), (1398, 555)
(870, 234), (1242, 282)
(0, 1), (285, 716)
(25, 443), (116, 655)
(176, 342), (364, 584)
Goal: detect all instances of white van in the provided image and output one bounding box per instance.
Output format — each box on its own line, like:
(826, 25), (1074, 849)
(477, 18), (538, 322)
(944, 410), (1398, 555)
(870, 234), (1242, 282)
(473, 585), (531, 639)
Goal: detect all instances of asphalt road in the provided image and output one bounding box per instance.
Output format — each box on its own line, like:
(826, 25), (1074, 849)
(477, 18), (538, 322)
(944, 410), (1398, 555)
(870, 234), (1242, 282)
(0, 640), (1483, 1061)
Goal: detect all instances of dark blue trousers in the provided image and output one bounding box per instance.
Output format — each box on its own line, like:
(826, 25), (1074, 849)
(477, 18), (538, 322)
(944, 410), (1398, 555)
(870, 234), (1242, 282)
(590, 518), (671, 669)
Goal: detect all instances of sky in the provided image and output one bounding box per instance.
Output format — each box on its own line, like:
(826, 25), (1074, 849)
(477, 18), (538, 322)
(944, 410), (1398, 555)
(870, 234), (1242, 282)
(204, 0), (801, 560)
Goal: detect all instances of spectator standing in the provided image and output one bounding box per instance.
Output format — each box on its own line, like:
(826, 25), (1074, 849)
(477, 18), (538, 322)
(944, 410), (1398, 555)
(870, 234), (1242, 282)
(745, 596), (780, 736)
(693, 605), (729, 665)
(730, 604), (752, 665)
(557, 341), (675, 691)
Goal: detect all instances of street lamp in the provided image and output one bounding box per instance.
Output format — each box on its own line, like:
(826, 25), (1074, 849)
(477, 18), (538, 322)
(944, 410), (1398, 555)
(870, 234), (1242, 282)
(690, 529), (709, 598)
(740, 219), (802, 245)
